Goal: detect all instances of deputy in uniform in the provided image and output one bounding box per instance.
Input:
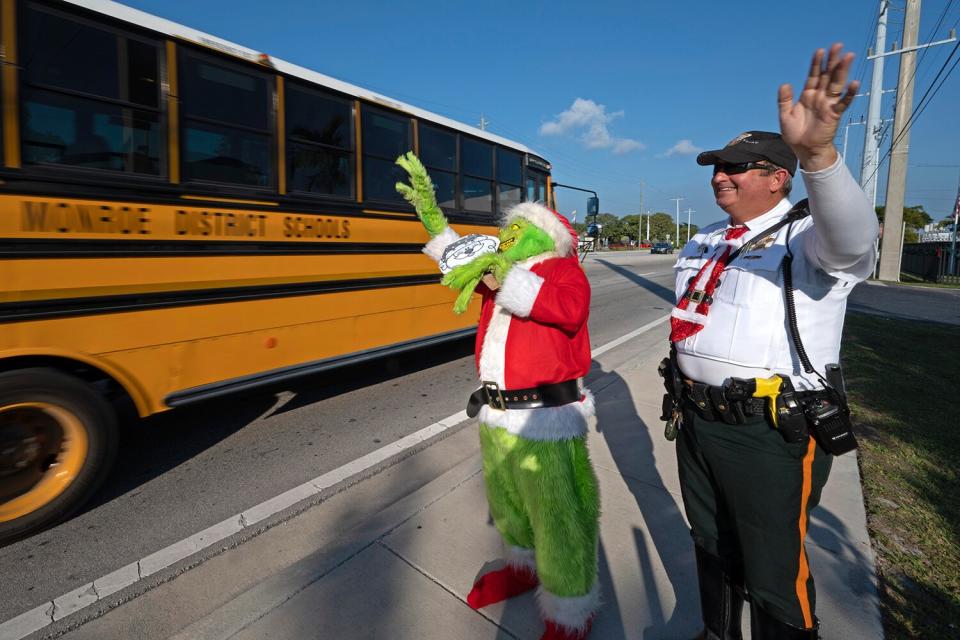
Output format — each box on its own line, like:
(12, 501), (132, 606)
(668, 44), (878, 639)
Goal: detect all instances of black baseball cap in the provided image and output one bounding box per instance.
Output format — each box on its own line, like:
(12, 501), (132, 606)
(696, 131), (798, 176)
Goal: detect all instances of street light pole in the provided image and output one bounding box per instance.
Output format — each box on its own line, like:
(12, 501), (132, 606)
(638, 180), (644, 248)
(950, 175), (960, 275)
(670, 197), (684, 248)
(841, 117), (865, 167)
(686, 208), (695, 243)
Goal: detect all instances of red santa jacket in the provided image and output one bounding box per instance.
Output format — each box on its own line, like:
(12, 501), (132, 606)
(475, 254), (591, 387)
(472, 253), (594, 440)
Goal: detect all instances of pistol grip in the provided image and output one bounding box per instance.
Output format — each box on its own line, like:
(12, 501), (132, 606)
(753, 375), (783, 428)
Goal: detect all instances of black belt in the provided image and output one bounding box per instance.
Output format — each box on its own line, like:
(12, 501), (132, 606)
(683, 381), (765, 423)
(682, 379), (822, 425)
(466, 379), (581, 418)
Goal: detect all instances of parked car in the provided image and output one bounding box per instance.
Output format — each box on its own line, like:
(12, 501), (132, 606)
(651, 242), (674, 254)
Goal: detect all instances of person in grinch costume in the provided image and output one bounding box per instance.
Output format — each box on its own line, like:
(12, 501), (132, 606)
(396, 153), (601, 640)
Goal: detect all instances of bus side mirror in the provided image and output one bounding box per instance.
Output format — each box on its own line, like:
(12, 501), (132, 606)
(587, 196), (599, 217)
(586, 224), (600, 237)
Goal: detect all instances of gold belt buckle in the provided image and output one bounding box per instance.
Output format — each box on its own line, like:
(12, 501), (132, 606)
(482, 381), (507, 410)
(689, 290), (706, 304)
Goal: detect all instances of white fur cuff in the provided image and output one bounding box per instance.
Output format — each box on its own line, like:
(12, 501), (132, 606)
(423, 226), (460, 262)
(537, 581), (601, 631)
(495, 267), (544, 318)
(507, 546), (537, 573)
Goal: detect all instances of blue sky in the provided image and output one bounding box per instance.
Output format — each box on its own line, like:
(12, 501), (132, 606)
(120, 0), (960, 228)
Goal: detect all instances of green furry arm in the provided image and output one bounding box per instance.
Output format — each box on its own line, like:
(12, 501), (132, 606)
(442, 253), (514, 314)
(395, 152), (449, 238)
(442, 253), (513, 290)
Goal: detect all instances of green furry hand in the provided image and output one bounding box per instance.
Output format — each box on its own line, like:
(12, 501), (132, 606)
(442, 252), (514, 314)
(442, 253), (513, 290)
(394, 152), (448, 238)
(452, 277), (481, 315)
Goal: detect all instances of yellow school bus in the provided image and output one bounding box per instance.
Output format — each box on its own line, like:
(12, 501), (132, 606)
(0, 0), (555, 542)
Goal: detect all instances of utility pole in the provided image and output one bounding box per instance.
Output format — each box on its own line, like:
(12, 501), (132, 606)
(870, 0), (955, 280)
(686, 208), (695, 243)
(860, 0), (888, 206)
(671, 197), (684, 248)
(878, 0), (921, 281)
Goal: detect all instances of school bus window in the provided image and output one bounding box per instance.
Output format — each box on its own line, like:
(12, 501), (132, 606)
(419, 125), (457, 210)
(496, 147), (522, 213)
(20, 4), (162, 175)
(527, 176), (537, 203)
(286, 83), (354, 197)
(461, 137), (493, 213)
(361, 107), (410, 203)
(180, 51), (273, 188)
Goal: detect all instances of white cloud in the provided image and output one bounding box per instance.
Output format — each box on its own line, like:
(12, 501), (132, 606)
(540, 98), (644, 155)
(664, 139), (703, 157)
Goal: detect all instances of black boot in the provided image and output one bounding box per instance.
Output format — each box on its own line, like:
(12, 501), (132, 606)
(750, 601), (819, 639)
(691, 546), (744, 640)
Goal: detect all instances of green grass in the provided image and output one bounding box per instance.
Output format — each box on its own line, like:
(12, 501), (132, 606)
(842, 314), (960, 638)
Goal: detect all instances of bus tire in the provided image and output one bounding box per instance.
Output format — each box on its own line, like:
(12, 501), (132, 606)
(0, 368), (118, 544)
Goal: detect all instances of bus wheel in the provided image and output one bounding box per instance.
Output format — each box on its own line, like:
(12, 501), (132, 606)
(0, 368), (118, 544)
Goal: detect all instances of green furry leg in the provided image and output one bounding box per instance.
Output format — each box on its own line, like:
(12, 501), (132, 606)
(479, 423), (535, 549)
(478, 423), (600, 597)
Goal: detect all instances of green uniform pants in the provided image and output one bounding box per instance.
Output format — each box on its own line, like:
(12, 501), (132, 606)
(676, 408), (833, 629)
(478, 423), (600, 598)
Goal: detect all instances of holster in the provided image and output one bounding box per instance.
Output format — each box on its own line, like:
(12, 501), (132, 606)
(658, 353), (684, 421)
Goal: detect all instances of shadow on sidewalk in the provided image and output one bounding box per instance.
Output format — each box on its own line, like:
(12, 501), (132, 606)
(592, 364), (700, 639)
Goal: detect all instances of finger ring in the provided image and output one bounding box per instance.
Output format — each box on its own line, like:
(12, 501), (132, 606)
(827, 90), (843, 97)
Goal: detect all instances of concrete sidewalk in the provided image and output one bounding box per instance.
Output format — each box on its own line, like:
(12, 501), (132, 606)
(60, 333), (883, 640)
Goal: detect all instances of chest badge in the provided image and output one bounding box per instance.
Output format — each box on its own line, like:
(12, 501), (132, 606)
(744, 235), (777, 254)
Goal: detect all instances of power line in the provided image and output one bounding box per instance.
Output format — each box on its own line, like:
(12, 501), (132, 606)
(874, 0), (955, 148)
(863, 36), (960, 190)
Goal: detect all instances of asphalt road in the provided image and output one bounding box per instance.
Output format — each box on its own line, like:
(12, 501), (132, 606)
(0, 252), (679, 626)
(848, 280), (960, 325)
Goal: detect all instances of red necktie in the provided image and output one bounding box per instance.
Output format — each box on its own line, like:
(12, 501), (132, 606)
(669, 225), (749, 343)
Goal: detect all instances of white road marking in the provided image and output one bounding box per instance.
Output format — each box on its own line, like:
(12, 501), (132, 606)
(0, 314), (671, 639)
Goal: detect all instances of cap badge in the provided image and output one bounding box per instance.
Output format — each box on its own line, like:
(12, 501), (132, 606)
(726, 132), (753, 147)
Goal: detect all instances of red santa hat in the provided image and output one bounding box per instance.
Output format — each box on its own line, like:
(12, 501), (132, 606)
(502, 202), (578, 258)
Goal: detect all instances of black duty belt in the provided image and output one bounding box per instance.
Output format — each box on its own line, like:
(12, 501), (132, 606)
(682, 379), (821, 425)
(466, 379), (581, 418)
(683, 381), (766, 424)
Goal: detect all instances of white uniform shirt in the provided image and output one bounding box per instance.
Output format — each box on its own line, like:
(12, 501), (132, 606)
(674, 156), (879, 390)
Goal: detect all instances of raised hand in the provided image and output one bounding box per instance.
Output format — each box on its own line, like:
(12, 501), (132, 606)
(778, 43), (860, 172)
(395, 152), (449, 238)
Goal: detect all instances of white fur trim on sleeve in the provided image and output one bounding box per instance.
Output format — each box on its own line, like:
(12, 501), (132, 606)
(422, 226), (460, 263)
(536, 581), (601, 632)
(495, 266), (544, 318)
